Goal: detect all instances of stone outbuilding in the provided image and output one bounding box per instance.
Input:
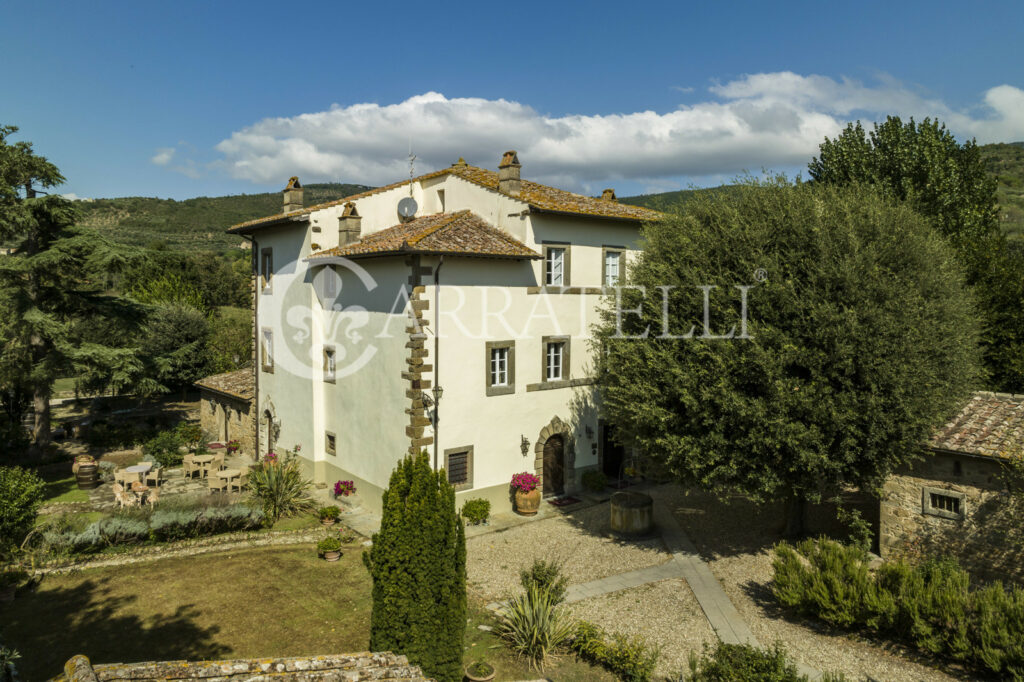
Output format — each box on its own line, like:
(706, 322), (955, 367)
(194, 369), (255, 458)
(880, 391), (1024, 582)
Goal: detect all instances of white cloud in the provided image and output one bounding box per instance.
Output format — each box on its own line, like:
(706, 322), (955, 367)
(211, 74), (1024, 190)
(151, 147), (176, 166)
(60, 192), (81, 201)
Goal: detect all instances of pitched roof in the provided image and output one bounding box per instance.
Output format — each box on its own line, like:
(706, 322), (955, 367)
(194, 369), (254, 401)
(930, 391), (1024, 459)
(307, 210), (541, 260)
(228, 161), (662, 232)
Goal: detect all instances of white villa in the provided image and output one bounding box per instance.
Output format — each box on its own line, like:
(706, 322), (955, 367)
(211, 152), (661, 512)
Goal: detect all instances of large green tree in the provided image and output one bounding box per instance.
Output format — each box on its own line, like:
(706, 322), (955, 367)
(809, 116), (1024, 391)
(596, 180), (982, 533)
(0, 125), (149, 454)
(363, 451), (466, 682)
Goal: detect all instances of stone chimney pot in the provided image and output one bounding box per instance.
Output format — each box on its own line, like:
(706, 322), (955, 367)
(601, 188), (617, 202)
(339, 202), (362, 245)
(498, 150), (522, 196)
(283, 177), (303, 214)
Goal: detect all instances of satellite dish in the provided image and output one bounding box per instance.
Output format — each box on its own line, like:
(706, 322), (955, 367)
(398, 196), (418, 219)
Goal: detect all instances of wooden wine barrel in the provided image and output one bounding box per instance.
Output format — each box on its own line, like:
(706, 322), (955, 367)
(75, 463), (99, 490)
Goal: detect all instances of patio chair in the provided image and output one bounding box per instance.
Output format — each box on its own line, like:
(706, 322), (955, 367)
(145, 467), (163, 487)
(208, 474), (228, 493)
(112, 483), (139, 509)
(113, 469), (133, 488)
(146, 486), (161, 507)
(183, 454), (199, 479)
(211, 454), (225, 471)
(229, 465), (250, 493)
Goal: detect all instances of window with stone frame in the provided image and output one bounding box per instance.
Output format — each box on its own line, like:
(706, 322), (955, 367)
(325, 431), (336, 456)
(445, 446), (473, 491)
(543, 243), (569, 286)
(922, 486), (966, 520)
(485, 340), (515, 396)
(261, 328), (274, 373)
(543, 337), (569, 382)
(603, 247), (623, 287)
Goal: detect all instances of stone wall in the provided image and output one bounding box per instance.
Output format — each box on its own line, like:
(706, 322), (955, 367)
(55, 652), (429, 681)
(880, 451), (1024, 583)
(198, 390), (255, 458)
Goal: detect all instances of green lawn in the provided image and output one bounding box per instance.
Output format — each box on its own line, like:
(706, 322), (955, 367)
(40, 471), (90, 504)
(4, 545), (613, 681)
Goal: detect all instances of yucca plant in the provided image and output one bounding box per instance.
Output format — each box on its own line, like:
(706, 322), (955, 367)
(247, 451), (314, 525)
(496, 584), (574, 671)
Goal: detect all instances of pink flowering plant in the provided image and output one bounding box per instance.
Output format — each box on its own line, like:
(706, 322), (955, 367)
(510, 472), (540, 493)
(334, 480), (356, 497)
(262, 451), (279, 465)
(226, 440), (240, 454)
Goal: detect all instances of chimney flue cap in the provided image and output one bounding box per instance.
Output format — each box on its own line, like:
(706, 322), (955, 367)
(601, 188), (617, 201)
(499, 150), (520, 168)
(286, 176), (302, 190)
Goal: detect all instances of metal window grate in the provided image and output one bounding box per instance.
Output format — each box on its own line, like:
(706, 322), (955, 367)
(448, 450), (469, 485)
(930, 493), (960, 515)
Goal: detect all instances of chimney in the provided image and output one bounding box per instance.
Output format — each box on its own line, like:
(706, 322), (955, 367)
(283, 176), (303, 214)
(338, 202), (362, 245)
(601, 188), (617, 202)
(498, 150), (521, 196)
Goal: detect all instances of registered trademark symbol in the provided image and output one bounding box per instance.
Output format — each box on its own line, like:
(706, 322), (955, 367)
(754, 268), (768, 283)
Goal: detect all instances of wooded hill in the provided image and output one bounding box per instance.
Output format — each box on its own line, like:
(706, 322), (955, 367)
(622, 142), (1024, 241)
(74, 182), (372, 252)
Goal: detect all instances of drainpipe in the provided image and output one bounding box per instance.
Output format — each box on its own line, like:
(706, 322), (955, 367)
(433, 255), (444, 470)
(242, 234), (259, 459)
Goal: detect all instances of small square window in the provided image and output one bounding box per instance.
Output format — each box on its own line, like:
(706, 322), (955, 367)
(325, 431), (336, 455)
(324, 346), (337, 383)
(445, 446), (473, 491)
(922, 486), (966, 520)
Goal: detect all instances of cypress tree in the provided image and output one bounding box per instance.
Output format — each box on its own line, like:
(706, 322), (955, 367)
(363, 450), (467, 682)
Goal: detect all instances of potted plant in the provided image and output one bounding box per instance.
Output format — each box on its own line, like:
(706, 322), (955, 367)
(318, 505), (341, 526)
(511, 472), (541, 516)
(461, 498), (491, 525)
(0, 569), (27, 603)
(317, 536), (343, 562)
(464, 659), (495, 682)
(226, 439), (240, 455)
(333, 479), (356, 499)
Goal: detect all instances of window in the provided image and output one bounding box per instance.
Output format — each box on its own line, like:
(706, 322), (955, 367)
(603, 248), (622, 287)
(261, 328), (274, 372)
(922, 486), (966, 520)
(260, 248), (273, 291)
(543, 244), (569, 286)
(323, 346), (336, 383)
(437, 189), (446, 212)
(485, 341), (515, 396)
(321, 266), (337, 299)
(543, 337), (569, 382)
(445, 446), (473, 491)
(325, 431), (336, 455)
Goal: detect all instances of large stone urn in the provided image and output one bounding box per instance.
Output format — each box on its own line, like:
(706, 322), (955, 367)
(514, 489), (541, 516)
(610, 491), (654, 537)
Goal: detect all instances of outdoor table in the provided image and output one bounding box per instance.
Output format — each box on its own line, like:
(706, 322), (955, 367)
(215, 468), (240, 481)
(125, 463), (152, 482)
(130, 481), (149, 501)
(192, 454), (215, 478)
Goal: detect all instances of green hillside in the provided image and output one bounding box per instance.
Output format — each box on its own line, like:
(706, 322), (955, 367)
(74, 182), (372, 251)
(621, 143), (1024, 241)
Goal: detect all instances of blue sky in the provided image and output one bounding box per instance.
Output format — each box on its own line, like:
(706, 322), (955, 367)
(3, 0), (1023, 200)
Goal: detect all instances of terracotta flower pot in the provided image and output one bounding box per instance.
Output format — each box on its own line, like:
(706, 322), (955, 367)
(514, 488), (541, 516)
(322, 550), (341, 562)
(320, 518), (336, 526)
(464, 663), (496, 681)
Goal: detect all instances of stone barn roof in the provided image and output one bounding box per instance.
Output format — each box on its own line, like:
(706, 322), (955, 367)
(194, 369), (254, 402)
(930, 391), (1024, 460)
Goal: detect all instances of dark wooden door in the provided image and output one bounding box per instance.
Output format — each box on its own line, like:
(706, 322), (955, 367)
(601, 423), (626, 479)
(543, 434), (565, 496)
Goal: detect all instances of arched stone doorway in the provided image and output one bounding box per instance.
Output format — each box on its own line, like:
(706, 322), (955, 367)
(534, 416), (574, 497)
(259, 398), (279, 458)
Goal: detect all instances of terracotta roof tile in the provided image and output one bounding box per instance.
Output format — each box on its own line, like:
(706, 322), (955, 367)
(307, 210), (541, 260)
(194, 369), (254, 401)
(930, 391), (1024, 459)
(229, 162), (662, 231)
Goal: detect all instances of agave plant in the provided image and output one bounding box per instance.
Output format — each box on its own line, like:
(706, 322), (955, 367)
(495, 584), (575, 671)
(247, 452), (314, 525)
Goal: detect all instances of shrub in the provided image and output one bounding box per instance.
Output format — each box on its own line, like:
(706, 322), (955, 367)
(247, 452), (314, 525)
(496, 584), (575, 671)
(461, 498), (490, 525)
(318, 505), (341, 521)
(143, 429), (185, 467)
(0, 645), (21, 682)
(150, 504), (263, 542)
(364, 451), (466, 682)
(771, 538), (1024, 677)
(317, 536), (342, 554)
(0, 466), (45, 552)
(176, 422), (205, 451)
(581, 470), (608, 493)
(520, 558), (568, 606)
(683, 642), (806, 681)
(97, 461), (117, 483)
(570, 620), (659, 682)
